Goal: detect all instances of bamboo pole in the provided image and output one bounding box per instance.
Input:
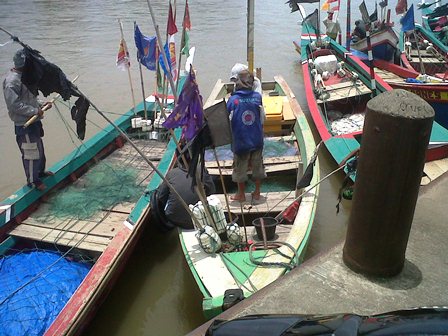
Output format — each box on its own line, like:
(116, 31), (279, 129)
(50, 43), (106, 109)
(73, 87), (203, 229)
(118, 19), (137, 115)
(134, 21), (148, 121)
(146, 0), (178, 103)
(24, 75), (79, 128)
(212, 147), (233, 222)
(247, 0), (255, 73)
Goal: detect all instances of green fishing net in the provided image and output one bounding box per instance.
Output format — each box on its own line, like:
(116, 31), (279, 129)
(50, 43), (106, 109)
(36, 162), (144, 221)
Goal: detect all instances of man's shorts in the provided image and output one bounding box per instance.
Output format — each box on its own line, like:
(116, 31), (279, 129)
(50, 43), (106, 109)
(232, 148), (266, 183)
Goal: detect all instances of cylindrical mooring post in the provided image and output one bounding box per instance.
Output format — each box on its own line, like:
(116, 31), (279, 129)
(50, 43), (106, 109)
(343, 89), (435, 277)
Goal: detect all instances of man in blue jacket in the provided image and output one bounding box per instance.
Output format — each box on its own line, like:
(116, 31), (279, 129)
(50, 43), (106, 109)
(227, 70), (266, 202)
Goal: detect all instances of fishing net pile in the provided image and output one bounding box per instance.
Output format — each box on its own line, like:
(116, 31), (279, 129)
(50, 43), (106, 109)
(35, 161), (145, 221)
(204, 137), (298, 162)
(0, 250), (92, 335)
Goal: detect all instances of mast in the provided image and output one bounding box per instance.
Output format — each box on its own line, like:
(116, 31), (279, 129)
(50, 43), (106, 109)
(247, 0), (255, 73)
(346, 0), (351, 50)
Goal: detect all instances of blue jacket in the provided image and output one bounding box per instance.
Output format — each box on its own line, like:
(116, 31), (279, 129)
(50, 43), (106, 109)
(227, 89), (263, 155)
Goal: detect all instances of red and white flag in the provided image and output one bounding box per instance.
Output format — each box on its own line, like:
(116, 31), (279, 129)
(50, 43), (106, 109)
(116, 38), (130, 71)
(169, 35), (178, 82)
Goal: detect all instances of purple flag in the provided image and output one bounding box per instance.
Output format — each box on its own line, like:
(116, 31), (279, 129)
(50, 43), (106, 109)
(162, 68), (204, 140)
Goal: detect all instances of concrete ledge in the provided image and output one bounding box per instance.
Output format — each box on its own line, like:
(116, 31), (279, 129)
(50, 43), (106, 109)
(188, 173), (448, 335)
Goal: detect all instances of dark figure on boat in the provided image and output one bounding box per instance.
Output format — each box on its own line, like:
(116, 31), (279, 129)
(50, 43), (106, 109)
(352, 20), (367, 43)
(150, 153), (215, 232)
(3, 49), (54, 191)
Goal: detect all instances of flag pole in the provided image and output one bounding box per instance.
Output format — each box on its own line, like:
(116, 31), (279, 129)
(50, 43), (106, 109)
(346, 0), (351, 50)
(176, 0), (189, 91)
(134, 22), (149, 121)
(247, 0), (255, 73)
(146, 0), (178, 102)
(118, 19), (137, 115)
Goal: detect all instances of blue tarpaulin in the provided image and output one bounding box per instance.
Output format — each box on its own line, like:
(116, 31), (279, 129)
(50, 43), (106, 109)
(0, 250), (91, 335)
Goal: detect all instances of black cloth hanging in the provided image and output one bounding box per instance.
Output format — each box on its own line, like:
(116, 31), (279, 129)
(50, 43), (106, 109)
(20, 46), (90, 140)
(186, 123), (214, 189)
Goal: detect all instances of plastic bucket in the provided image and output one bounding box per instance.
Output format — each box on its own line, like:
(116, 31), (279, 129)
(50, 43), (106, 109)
(252, 217), (278, 241)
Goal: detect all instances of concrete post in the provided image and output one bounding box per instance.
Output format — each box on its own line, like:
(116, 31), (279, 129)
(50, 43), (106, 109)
(343, 89), (434, 276)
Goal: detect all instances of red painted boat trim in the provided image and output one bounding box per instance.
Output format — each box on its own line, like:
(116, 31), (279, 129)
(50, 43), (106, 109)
(374, 59), (419, 78)
(302, 61), (331, 141)
(401, 52), (416, 72)
(45, 226), (136, 335)
(346, 53), (393, 90)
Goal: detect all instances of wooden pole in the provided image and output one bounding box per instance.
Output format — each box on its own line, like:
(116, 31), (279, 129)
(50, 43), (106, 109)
(24, 75), (79, 128)
(346, 0), (351, 50)
(343, 89), (434, 276)
(134, 21), (148, 121)
(118, 19), (137, 115)
(365, 24), (377, 94)
(247, 0), (255, 73)
(176, 2), (188, 91)
(413, 31), (426, 75)
(146, 0), (178, 102)
(212, 147), (233, 222)
(73, 86), (202, 229)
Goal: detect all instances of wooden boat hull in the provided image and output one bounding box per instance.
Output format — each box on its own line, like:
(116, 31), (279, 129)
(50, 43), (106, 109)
(300, 33), (448, 177)
(0, 96), (179, 335)
(179, 76), (319, 319)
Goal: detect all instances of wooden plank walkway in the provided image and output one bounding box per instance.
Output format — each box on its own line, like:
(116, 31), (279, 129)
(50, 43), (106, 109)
(215, 191), (296, 215)
(8, 138), (167, 253)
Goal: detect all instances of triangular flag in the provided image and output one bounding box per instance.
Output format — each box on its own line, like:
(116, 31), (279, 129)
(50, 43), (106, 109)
(303, 8), (319, 31)
(183, 0), (191, 30)
(116, 38), (130, 71)
(395, 0), (407, 15)
(401, 4), (415, 32)
(167, 2), (178, 35)
(181, 29), (190, 57)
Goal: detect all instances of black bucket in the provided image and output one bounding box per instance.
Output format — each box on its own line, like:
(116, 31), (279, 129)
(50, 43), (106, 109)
(252, 217), (278, 241)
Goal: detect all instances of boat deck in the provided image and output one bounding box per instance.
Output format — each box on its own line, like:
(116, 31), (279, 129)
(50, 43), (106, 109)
(316, 80), (371, 103)
(8, 138), (166, 253)
(374, 68), (404, 84)
(215, 191), (296, 216)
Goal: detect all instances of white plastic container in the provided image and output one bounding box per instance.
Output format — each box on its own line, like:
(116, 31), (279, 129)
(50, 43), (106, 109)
(226, 222), (241, 246)
(189, 202), (208, 229)
(196, 225), (222, 254)
(131, 117), (142, 128)
(206, 195), (227, 235)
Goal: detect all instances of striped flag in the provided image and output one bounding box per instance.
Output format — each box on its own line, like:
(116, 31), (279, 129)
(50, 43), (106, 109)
(181, 0), (192, 57)
(116, 38), (130, 71)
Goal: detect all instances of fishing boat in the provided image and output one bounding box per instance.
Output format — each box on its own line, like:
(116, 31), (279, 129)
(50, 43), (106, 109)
(400, 23), (448, 77)
(351, 25), (399, 61)
(299, 24), (448, 183)
(373, 57), (448, 129)
(0, 86), (182, 335)
(421, 2), (448, 51)
(178, 75), (320, 319)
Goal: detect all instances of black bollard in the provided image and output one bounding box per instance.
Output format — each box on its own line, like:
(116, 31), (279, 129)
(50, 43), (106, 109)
(343, 89), (435, 277)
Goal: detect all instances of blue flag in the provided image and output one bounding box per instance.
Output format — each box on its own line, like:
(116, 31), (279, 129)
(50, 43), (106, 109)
(158, 42), (172, 76)
(401, 4), (415, 32)
(162, 68), (204, 140)
(134, 24), (157, 71)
